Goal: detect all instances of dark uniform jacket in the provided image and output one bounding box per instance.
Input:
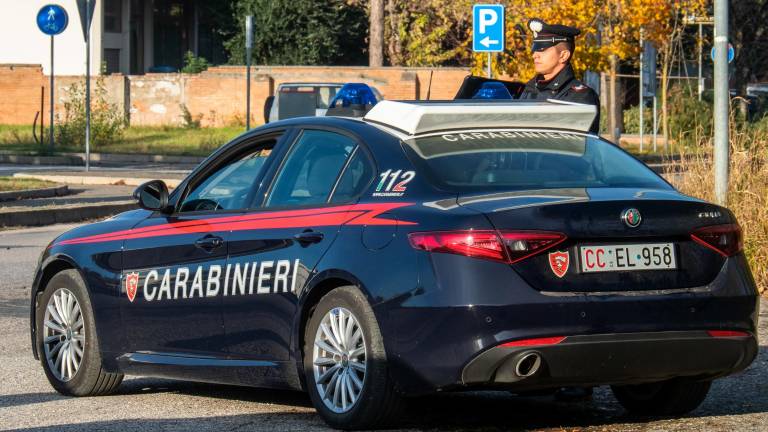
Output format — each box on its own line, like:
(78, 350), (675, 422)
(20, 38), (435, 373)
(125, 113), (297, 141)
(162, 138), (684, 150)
(519, 64), (600, 133)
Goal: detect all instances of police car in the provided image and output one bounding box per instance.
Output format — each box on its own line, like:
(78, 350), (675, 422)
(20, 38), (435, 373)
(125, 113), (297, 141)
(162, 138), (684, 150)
(30, 83), (757, 429)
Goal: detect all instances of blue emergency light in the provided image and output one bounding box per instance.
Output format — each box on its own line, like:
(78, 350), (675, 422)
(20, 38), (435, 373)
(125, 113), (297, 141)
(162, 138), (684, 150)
(472, 81), (513, 99)
(329, 83), (378, 108)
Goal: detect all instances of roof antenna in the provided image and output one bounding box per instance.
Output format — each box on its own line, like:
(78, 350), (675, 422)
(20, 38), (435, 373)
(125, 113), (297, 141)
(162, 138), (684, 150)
(425, 70), (434, 100)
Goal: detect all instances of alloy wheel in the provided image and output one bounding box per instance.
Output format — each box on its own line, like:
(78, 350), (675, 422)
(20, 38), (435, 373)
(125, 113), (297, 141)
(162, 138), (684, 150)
(312, 307), (367, 413)
(43, 288), (85, 382)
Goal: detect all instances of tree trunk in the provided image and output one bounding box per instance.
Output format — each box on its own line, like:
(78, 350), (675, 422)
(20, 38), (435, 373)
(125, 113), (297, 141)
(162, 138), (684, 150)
(369, 0), (385, 67)
(609, 54), (619, 142)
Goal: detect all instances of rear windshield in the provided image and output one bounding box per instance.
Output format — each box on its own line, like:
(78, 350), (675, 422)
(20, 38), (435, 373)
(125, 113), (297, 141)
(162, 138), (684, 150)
(402, 130), (672, 192)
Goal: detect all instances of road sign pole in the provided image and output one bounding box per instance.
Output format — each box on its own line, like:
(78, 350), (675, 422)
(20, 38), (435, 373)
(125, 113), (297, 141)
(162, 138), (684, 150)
(698, 23), (703, 101)
(652, 95), (658, 152)
(245, 16), (253, 131)
(37, 4), (69, 154)
(713, 0), (729, 205)
(487, 53), (491, 78)
(49, 35), (54, 154)
(85, 0), (91, 171)
(639, 27), (644, 153)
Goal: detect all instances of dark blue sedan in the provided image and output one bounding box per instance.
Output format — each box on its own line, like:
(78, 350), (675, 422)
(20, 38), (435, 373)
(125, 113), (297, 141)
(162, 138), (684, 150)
(30, 90), (758, 429)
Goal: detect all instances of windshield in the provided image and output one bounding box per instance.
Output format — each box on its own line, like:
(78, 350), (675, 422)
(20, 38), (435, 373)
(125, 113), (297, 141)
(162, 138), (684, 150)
(403, 130), (672, 192)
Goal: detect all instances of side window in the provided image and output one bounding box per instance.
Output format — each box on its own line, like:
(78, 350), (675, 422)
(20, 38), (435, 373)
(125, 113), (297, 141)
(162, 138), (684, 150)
(179, 144), (275, 212)
(266, 130), (355, 207)
(330, 148), (375, 203)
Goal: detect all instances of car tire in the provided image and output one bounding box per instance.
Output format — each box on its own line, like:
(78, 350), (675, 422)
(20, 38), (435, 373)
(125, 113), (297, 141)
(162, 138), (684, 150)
(36, 269), (123, 396)
(611, 378), (712, 416)
(303, 285), (403, 430)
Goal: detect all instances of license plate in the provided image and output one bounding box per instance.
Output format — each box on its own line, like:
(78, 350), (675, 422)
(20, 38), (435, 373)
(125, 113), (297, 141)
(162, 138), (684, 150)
(579, 243), (676, 273)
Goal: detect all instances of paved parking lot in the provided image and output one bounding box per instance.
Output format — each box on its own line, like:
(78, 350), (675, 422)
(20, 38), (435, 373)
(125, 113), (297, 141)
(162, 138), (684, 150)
(1, 224), (766, 431)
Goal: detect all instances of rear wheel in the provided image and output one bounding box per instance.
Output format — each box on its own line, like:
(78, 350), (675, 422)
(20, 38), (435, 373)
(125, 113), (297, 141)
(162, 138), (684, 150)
(303, 286), (403, 429)
(611, 379), (712, 416)
(36, 269), (123, 396)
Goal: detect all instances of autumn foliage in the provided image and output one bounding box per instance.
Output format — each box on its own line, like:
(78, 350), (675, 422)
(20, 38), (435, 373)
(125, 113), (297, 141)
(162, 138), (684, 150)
(470, 0), (707, 79)
(349, 0), (706, 80)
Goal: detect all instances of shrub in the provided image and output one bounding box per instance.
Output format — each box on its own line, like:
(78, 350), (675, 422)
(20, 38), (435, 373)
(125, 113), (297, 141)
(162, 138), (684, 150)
(623, 85), (713, 143)
(181, 51), (210, 74)
(669, 122), (768, 294)
(180, 104), (201, 129)
(56, 77), (125, 150)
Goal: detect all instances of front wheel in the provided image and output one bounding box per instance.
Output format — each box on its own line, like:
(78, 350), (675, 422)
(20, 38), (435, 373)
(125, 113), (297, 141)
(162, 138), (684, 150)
(611, 378), (712, 416)
(303, 286), (403, 430)
(36, 269), (123, 396)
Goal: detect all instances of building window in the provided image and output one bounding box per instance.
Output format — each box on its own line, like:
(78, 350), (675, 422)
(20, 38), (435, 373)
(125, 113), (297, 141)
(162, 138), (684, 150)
(104, 49), (121, 74)
(105, 0), (123, 33)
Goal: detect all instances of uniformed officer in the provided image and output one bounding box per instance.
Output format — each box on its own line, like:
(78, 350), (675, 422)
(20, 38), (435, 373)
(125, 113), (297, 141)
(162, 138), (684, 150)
(519, 19), (600, 133)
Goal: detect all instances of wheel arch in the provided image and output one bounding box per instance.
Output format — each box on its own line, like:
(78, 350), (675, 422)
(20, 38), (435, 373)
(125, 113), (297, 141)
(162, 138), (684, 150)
(30, 254), (84, 360)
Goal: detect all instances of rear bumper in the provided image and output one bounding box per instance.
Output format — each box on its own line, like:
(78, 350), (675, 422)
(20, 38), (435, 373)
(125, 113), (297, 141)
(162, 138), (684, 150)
(462, 331), (758, 389)
(375, 253), (759, 395)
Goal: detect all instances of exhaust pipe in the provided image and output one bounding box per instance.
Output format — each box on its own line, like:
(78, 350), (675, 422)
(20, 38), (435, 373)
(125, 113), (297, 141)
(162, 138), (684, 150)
(514, 352), (542, 377)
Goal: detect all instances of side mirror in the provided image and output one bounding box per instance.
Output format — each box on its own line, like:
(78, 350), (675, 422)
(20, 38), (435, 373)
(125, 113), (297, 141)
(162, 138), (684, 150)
(133, 180), (170, 212)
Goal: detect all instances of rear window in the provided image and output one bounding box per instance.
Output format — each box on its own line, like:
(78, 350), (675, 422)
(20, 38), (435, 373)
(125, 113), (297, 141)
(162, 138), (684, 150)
(402, 130), (672, 192)
(277, 86), (341, 119)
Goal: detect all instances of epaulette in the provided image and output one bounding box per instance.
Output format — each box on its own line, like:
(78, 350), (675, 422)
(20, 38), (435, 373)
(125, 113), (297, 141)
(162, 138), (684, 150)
(570, 84), (588, 93)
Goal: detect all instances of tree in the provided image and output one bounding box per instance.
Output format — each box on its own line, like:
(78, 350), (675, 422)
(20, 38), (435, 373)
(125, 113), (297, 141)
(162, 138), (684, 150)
(348, 0), (472, 67)
(730, 0), (768, 93)
(369, 0), (384, 66)
(386, 0), (473, 66)
(224, 0), (368, 66)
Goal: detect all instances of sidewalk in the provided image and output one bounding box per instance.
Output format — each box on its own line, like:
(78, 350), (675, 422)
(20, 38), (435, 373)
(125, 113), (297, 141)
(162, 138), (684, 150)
(13, 169), (187, 188)
(0, 167), (190, 227)
(0, 184), (137, 227)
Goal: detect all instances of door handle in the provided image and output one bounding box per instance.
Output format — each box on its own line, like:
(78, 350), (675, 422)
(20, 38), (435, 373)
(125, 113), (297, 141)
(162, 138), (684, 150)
(294, 230), (324, 245)
(195, 235), (224, 251)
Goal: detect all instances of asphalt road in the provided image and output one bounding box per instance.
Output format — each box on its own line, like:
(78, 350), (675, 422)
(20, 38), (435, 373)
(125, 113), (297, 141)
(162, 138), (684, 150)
(1, 224), (766, 432)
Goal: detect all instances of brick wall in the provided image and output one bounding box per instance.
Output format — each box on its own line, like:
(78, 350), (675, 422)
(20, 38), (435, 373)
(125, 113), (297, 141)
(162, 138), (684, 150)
(0, 65), (45, 126)
(0, 65), (470, 128)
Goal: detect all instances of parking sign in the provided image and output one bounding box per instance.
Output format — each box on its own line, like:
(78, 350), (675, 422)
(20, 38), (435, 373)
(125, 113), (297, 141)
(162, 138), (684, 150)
(472, 4), (505, 53)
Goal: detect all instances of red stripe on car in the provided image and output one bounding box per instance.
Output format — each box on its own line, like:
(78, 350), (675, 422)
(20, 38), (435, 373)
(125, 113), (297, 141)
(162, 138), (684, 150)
(57, 203), (415, 245)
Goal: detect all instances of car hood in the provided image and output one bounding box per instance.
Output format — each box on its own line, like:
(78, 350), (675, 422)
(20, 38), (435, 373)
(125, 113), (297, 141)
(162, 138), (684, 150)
(51, 209), (150, 247)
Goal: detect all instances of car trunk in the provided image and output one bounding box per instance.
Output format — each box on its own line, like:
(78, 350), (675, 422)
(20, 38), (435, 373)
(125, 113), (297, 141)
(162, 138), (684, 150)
(457, 188), (731, 293)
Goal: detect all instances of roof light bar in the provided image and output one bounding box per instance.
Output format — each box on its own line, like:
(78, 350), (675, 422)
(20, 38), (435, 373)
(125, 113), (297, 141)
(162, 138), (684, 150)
(363, 100), (597, 135)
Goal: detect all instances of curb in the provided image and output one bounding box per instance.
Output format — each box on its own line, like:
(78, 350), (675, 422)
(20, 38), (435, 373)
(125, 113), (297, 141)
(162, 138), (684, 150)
(635, 154), (683, 164)
(0, 185), (69, 202)
(63, 152), (206, 165)
(0, 152), (206, 166)
(0, 201), (136, 227)
(12, 173), (181, 188)
(0, 154), (82, 165)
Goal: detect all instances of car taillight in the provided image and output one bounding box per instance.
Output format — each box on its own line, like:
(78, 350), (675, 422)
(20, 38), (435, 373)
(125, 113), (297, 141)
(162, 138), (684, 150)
(691, 224), (743, 257)
(707, 330), (750, 338)
(408, 231), (507, 262)
(499, 336), (566, 348)
(408, 230), (567, 264)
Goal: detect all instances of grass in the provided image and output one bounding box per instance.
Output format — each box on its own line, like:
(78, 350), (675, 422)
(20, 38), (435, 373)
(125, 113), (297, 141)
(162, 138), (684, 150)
(0, 176), (57, 192)
(669, 120), (768, 294)
(0, 124), (246, 156)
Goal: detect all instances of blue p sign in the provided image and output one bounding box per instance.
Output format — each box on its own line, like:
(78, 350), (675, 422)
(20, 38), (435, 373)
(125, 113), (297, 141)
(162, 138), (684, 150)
(473, 4), (505, 53)
(37, 4), (69, 36)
